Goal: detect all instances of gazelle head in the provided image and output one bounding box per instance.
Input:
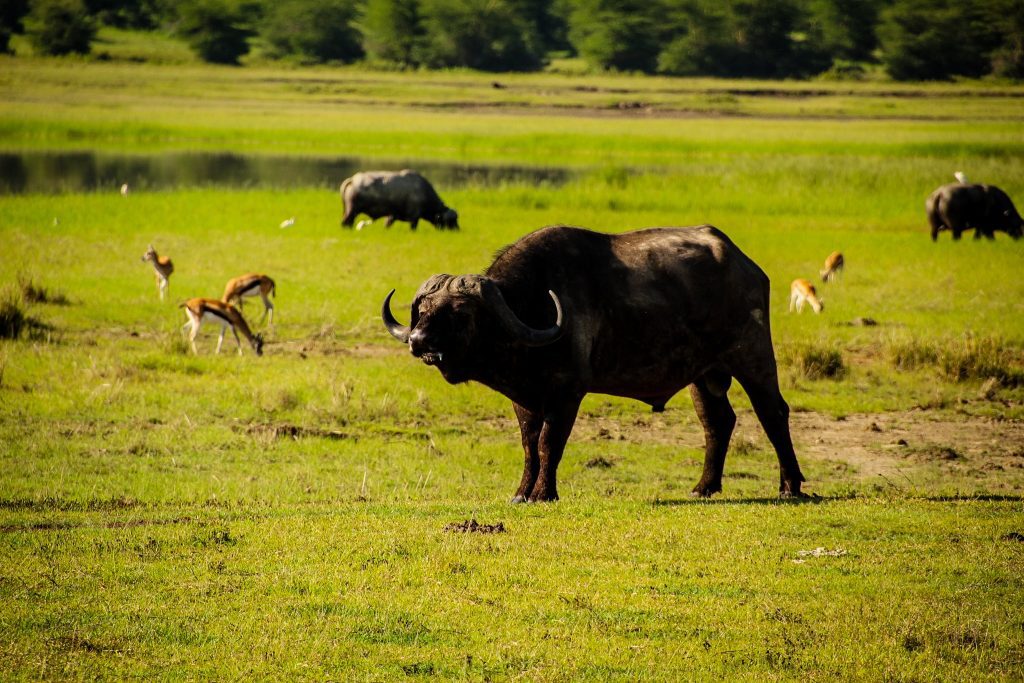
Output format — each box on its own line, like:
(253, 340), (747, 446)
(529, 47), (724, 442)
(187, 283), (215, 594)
(142, 244), (157, 263)
(252, 332), (265, 356)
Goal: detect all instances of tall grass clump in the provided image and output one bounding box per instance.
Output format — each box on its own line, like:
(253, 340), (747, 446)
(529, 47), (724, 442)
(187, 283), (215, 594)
(18, 275), (70, 306)
(783, 342), (847, 380)
(0, 287), (28, 340)
(939, 336), (1023, 387)
(888, 338), (939, 371)
(889, 336), (1024, 387)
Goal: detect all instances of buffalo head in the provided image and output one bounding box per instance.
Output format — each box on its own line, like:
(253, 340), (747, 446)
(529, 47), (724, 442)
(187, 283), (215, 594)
(435, 208), (459, 230)
(382, 274), (563, 384)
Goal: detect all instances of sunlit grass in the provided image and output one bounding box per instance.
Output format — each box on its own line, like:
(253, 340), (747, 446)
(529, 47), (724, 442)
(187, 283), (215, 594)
(1, 59), (1024, 680)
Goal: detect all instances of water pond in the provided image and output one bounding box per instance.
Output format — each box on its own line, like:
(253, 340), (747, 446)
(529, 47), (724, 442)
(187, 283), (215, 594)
(0, 151), (573, 195)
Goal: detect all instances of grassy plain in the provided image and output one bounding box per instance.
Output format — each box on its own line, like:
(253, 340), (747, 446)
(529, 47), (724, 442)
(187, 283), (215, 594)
(1, 53), (1024, 680)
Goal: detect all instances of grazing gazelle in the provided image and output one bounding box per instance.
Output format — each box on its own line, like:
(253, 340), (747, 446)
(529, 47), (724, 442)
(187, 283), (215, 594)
(222, 273), (276, 324)
(820, 251), (844, 283)
(790, 279), (824, 314)
(141, 244), (173, 301)
(180, 298), (264, 356)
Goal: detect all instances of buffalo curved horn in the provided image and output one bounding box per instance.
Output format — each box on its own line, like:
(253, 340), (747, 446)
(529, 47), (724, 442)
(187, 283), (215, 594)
(485, 283), (563, 347)
(381, 289), (411, 343)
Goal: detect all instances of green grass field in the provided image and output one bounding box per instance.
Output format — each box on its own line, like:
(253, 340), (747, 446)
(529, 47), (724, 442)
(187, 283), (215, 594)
(1, 54), (1024, 680)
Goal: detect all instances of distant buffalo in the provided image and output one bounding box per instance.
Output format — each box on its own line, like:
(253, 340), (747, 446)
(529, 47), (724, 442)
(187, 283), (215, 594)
(382, 225), (806, 502)
(926, 183), (1023, 241)
(340, 170), (458, 231)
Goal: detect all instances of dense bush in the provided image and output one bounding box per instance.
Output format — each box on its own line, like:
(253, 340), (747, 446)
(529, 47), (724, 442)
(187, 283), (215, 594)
(263, 0), (362, 63)
(24, 0), (96, 55)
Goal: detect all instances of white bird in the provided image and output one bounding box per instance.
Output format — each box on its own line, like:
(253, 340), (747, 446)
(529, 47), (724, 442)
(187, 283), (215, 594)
(120, 183), (130, 197)
(954, 171), (969, 184)
(279, 216), (295, 229)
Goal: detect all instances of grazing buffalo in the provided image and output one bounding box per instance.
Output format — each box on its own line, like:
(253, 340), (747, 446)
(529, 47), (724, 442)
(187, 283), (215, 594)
(926, 183), (1023, 241)
(340, 170), (458, 231)
(382, 225), (806, 502)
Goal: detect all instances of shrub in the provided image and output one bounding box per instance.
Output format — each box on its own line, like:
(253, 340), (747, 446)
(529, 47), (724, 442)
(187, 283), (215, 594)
(24, 0), (96, 56)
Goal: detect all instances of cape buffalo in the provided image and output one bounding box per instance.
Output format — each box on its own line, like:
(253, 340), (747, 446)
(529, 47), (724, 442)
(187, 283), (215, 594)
(926, 183), (1023, 241)
(382, 225), (806, 502)
(340, 170), (458, 231)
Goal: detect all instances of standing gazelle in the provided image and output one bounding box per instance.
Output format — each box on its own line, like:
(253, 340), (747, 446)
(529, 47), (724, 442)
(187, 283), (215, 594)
(790, 279), (824, 314)
(820, 251), (844, 283)
(180, 298), (264, 356)
(142, 245), (174, 301)
(222, 273), (276, 324)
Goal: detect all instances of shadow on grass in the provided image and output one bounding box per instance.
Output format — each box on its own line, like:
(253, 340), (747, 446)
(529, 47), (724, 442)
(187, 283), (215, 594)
(651, 493), (1024, 506)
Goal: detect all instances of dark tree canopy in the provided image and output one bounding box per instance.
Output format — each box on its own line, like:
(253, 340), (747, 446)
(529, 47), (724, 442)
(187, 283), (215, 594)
(10, 0), (1024, 81)
(25, 0), (96, 55)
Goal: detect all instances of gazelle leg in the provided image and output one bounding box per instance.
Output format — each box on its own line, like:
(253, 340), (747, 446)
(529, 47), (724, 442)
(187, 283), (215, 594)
(188, 319), (201, 355)
(216, 326), (226, 354)
(232, 327), (243, 355)
(261, 294), (274, 325)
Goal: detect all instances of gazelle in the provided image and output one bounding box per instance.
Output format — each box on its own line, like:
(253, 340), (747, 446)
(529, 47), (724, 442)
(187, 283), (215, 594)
(142, 244), (173, 301)
(790, 279), (824, 314)
(820, 251), (844, 283)
(180, 298), (264, 356)
(222, 273), (276, 325)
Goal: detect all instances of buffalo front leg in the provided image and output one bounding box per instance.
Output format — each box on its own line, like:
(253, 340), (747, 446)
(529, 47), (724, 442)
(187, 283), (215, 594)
(690, 376), (737, 498)
(511, 403), (543, 503)
(529, 396), (582, 502)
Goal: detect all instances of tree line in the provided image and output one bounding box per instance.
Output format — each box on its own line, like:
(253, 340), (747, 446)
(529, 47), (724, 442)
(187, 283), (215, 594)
(3, 0), (1022, 81)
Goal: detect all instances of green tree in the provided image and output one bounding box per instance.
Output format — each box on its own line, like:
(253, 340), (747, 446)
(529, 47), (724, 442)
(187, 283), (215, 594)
(654, 0), (831, 78)
(879, 0), (998, 80)
(176, 0), (253, 65)
(263, 0), (362, 63)
(419, 0), (545, 71)
(568, 0), (662, 72)
(986, 0), (1024, 78)
(359, 0), (423, 65)
(808, 0), (882, 62)
(24, 0), (96, 55)
(0, 0), (29, 52)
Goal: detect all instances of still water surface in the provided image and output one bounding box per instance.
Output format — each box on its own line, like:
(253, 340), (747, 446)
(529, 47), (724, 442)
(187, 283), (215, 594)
(0, 151), (572, 194)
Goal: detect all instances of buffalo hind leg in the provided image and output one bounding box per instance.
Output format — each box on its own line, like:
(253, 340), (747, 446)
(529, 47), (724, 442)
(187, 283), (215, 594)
(511, 403), (542, 503)
(690, 375), (737, 497)
(528, 395), (582, 502)
(740, 375), (805, 496)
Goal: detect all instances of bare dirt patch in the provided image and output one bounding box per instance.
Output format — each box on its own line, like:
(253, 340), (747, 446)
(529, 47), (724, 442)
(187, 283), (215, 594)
(443, 519), (506, 534)
(569, 407), (1024, 491)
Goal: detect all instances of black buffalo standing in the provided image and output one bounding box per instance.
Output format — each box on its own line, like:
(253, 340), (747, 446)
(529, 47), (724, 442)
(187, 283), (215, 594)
(382, 225), (806, 502)
(926, 182), (1024, 241)
(340, 170), (459, 231)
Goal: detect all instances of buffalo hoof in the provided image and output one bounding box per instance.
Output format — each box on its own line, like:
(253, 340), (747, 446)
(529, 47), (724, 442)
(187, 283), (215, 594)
(510, 495), (528, 504)
(691, 483), (722, 498)
(779, 486), (808, 499)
